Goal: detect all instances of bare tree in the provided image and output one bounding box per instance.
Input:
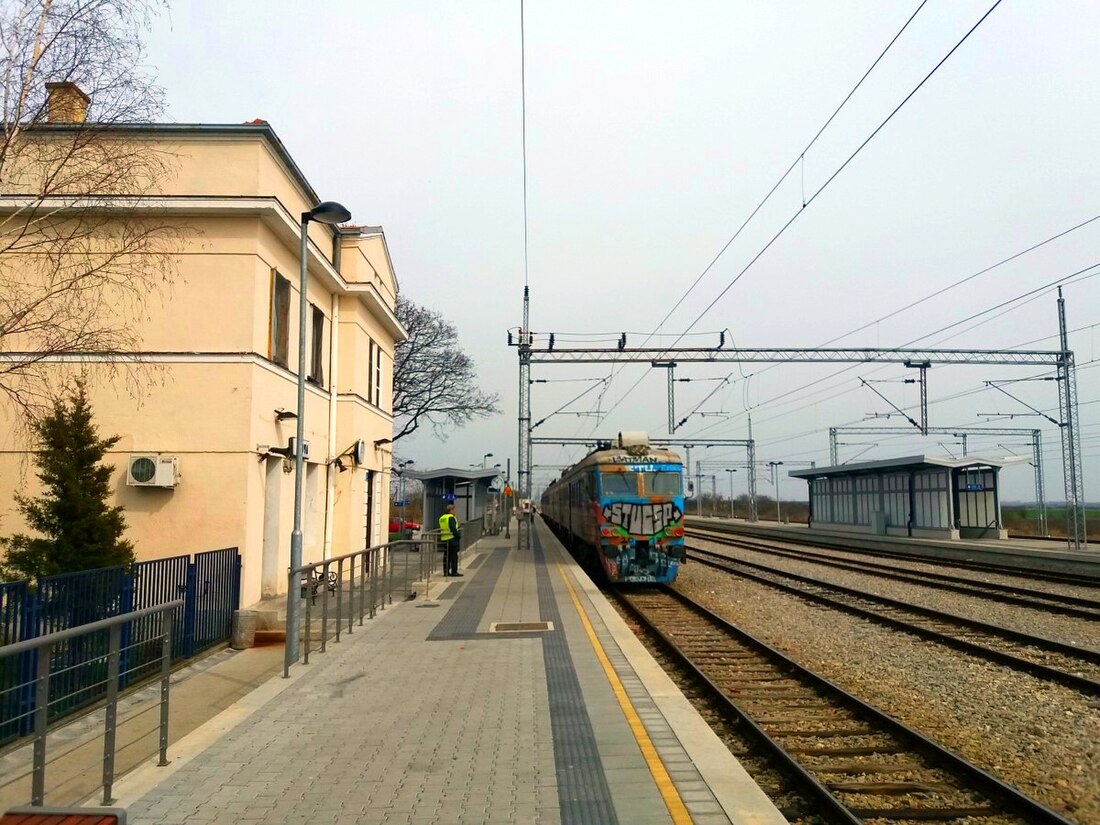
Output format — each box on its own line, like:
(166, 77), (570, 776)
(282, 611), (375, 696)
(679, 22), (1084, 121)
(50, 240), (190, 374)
(392, 296), (500, 442)
(0, 0), (179, 417)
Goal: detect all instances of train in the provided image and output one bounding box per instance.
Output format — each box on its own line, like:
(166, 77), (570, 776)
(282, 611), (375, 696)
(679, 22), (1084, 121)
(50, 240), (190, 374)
(540, 432), (686, 584)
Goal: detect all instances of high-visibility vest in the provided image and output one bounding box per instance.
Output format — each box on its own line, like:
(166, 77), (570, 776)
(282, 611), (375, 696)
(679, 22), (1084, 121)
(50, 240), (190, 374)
(439, 513), (458, 541)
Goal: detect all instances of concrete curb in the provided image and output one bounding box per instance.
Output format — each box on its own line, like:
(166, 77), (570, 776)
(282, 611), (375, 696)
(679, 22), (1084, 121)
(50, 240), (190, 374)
(538, 522), (789, 825)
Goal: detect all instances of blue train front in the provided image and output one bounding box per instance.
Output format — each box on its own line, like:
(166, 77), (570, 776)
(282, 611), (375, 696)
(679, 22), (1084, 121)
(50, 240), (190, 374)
(540, 432), (686, 584)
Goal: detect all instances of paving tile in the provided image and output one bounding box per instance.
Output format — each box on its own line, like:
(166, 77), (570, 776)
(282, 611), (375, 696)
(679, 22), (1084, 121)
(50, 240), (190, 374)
(118, 532), (749, 825)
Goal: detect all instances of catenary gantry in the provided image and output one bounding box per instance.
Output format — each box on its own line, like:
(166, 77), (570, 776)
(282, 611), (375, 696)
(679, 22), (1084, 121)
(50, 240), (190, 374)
(511, 295), (1086, 553)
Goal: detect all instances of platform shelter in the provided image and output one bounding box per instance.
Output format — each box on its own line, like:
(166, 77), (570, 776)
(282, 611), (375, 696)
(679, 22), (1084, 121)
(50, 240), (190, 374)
(409, 466), (502, 535)
(790, 455), (1023, 540)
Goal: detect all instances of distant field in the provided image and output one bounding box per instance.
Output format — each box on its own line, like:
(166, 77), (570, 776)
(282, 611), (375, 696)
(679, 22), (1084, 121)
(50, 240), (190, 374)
(1002, 506), (1100, 539)
(1006, 507), (1100, 520)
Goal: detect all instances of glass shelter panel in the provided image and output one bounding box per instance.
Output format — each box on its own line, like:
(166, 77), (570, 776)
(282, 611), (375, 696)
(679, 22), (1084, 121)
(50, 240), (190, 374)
(957, 469), (998, 529)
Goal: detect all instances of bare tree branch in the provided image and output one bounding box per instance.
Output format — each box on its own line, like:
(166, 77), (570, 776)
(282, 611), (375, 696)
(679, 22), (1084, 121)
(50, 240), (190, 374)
(392, 296), (500, 442)
(0, 0), (179, 418)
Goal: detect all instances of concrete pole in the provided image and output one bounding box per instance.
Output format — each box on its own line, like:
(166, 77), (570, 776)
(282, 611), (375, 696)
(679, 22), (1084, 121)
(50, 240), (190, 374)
(286, 214), (310, 667)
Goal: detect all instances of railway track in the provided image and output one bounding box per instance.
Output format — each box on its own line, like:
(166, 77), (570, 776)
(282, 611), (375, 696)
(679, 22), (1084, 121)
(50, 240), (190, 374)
(688, 528), (1100, 620)
(686, 546), (1100, 695)
(687, 524), (1100, 589)
(616, 586), (1076, 825)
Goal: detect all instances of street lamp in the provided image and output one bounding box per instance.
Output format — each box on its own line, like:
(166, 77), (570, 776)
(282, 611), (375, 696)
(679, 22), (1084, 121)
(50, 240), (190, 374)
(768, 461), (785, 523)
(724, 469), (738, 519)
(287, 200), (351, 669)
(482, 452), (494, 468)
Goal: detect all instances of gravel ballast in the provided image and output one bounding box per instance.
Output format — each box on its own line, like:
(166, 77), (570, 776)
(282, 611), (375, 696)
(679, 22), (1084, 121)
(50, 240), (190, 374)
(674, 563), (1100, 823)
(693, 536), (1100, 651)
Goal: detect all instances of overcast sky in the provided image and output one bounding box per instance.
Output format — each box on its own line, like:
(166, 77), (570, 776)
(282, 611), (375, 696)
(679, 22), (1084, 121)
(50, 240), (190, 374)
(147, 1), (1099, 503)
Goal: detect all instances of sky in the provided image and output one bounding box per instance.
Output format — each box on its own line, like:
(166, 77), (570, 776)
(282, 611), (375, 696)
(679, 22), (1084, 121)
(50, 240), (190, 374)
(145, 1), (1100, 505)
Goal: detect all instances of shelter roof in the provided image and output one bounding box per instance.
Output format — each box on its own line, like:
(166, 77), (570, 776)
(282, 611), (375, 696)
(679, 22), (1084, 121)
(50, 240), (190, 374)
(788, 454), (1028, 479)
(408, 467), (503, 482)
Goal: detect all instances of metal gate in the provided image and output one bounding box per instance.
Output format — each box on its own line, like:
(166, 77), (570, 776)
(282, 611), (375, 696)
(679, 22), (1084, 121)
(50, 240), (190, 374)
(0, 547), (241, 745)
(189, 547), (242, 655)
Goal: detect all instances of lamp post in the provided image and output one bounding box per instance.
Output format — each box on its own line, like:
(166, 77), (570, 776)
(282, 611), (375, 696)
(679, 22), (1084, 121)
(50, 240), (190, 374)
(286, 200), (351, 670)
(768, 461), (785, 523)
(398, 459), (415, 535)
(482, 452), (494, 468)
(724, 469), (738, 519)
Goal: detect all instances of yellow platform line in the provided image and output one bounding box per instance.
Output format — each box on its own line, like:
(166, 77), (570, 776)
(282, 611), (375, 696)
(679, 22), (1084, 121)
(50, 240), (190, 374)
(555, 560), (694, 825)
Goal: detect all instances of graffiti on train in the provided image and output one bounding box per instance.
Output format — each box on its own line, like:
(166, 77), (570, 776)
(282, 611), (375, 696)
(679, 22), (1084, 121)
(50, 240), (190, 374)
(601, 501), (683, 536)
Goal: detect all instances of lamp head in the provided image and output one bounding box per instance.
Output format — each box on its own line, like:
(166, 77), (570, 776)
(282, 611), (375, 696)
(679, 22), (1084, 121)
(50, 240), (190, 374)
(308, 201), (352, 225)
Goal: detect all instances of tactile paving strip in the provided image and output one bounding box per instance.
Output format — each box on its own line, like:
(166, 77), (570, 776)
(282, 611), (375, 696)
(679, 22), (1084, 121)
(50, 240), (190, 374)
(533, 530), (620, 825)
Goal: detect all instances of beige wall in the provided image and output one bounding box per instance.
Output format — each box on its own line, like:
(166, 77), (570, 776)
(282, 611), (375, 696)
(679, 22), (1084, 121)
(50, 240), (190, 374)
(0, 129), (403, 606)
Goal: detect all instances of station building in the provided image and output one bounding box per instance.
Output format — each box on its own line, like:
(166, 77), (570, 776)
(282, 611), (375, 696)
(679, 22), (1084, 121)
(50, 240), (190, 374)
(0, 84), (406, 606)
(789, 455), (1021, 540)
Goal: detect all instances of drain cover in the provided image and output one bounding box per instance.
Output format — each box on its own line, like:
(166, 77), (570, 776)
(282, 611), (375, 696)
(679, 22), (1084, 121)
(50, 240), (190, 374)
(490, 621), (553, 633)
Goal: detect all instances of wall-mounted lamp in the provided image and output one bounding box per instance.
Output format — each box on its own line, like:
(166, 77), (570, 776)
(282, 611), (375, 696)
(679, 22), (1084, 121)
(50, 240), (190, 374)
(374, 438), (393, 447)
(275, 409), (298, 421)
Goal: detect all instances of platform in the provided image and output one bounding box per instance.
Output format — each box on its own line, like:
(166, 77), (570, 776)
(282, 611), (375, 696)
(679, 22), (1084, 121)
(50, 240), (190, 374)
(688, 517), (1100, 580)
(104, 522), (786, 825)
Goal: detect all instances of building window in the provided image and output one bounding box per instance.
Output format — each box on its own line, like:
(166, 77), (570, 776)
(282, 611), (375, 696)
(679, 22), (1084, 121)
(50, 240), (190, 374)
(309, 304), (325, 387)
(270, 271), (291, 368)
(367, 339), (383, 407)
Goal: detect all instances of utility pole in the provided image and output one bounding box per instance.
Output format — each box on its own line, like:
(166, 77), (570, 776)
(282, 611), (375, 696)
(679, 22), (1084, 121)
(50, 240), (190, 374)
(710, 475), (717, 517)
(1056, 287), (1087, 550)
(505, 458), (512, 539)
(748, 414), (758, 522)
(695, 467), (704, 516)
(516, 287), (532, 550)
(725, 469), (737, 519)
(768, 461), (784, 523)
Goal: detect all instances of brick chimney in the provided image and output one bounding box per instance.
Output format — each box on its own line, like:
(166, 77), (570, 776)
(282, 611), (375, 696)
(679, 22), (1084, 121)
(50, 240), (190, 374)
(45, 82), (90, 123)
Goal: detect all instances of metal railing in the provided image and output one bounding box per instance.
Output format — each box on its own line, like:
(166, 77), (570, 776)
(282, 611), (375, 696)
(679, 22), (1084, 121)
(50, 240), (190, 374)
(0, 600), (182, 806)
(284, 534), (437, 677)
(284, 523), (485, 676)
(1, 549), (240, 747)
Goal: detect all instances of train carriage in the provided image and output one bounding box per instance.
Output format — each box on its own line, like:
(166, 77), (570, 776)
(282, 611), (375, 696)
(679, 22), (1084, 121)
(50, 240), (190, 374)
(540, 432), (685, 584)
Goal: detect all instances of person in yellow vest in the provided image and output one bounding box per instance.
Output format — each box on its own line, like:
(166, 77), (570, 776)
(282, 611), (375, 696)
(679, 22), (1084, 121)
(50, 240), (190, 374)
(439, 504), (462, 576)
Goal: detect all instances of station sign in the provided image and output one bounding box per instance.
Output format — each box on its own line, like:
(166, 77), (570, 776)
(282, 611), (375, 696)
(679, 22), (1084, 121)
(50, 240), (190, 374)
(503, 485), (514, 497)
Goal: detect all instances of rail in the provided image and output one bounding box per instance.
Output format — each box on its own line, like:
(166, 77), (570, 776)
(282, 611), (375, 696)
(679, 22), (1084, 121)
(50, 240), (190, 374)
(0, 600), (183, 807)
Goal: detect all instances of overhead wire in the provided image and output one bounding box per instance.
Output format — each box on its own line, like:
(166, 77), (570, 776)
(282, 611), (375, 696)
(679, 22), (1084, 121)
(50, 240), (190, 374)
(677, 215), (1100, 438)
(520, 0), (529, 287)
(682, 260), (1100, 439)
(674, 0), (1006, 343)
(593, 0), (931, 422)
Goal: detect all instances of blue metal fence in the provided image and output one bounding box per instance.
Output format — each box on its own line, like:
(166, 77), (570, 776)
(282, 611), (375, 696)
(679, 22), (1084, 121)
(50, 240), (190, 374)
(0, 548), (240, 745)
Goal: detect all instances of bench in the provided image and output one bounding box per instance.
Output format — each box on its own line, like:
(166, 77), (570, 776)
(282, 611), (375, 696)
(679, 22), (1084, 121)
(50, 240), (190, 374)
(301, 569), (338, 604)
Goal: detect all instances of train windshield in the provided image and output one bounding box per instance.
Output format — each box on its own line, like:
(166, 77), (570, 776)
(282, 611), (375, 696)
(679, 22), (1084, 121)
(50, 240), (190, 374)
(643, 471), (681, 495)
(600, 471), (637, 495)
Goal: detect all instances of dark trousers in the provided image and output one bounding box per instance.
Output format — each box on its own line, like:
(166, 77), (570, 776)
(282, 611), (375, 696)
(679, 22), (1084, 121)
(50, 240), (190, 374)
(443, 537), (460, 575)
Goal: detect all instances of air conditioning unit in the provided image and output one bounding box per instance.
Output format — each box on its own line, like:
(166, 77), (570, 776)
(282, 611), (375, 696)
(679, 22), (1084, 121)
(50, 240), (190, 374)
(288, 437), (311, 461)
(127, 455), (180, 488)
